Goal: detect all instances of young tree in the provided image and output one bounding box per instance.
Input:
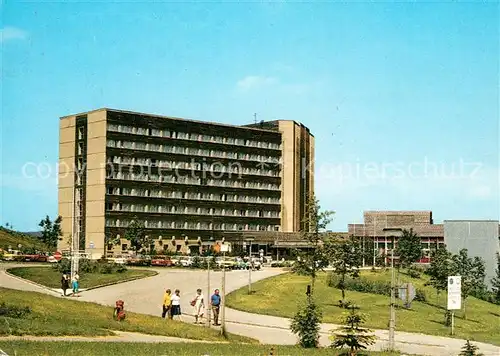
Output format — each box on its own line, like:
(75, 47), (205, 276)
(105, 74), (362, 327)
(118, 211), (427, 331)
(425, 244), (452, 303)
(451, 249), (486, 319)
(38, 215), (63, 248)
(290, 297), (322, 348)
(395, 228), (422, 270)
(326, 235), (363, 304)
(330, 306), (376, 355)
(123, 219), (149, 253)
(293, 195), (334, 293)
(459, 340), (484, 356)
(289, 194), (332, 349)
(491, 253), (500, 304)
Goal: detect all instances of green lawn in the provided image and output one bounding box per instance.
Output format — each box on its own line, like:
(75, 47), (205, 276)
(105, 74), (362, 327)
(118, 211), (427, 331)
(0, 341), (403, 356)
(7, 266), (156, 289)
(226, 271), (500, 346)
(0, 288), (253, 344)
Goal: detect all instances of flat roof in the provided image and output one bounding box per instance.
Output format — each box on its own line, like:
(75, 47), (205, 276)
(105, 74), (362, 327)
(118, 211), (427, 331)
(60, 108), (285, 135)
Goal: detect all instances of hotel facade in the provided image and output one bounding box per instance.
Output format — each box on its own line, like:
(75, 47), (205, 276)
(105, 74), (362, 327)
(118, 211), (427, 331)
(58, 108), (314, 258)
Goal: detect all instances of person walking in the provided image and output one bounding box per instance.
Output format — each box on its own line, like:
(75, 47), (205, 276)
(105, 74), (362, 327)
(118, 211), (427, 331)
(60, 274), (69, 297)
(170, 289), (182, 321)
(210, 289), (221, 326)
(162, 289), (172, 319)
(71, 273), (80, 297)
(191, 288), (204, 324)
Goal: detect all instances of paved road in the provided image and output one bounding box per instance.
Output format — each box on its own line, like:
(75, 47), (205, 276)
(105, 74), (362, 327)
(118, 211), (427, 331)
(1, 263), (499, 356)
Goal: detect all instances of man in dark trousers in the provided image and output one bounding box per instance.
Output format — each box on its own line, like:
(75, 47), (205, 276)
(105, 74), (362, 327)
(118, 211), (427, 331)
(210, 289), (221, 326)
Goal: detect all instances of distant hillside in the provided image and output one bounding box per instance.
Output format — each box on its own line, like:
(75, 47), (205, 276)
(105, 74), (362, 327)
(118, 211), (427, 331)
(0, 227), (50, 251)
(22, 231), (43, 238)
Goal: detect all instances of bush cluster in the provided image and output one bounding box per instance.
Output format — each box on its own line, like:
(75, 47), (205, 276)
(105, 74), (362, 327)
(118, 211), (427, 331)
(0, 302), (31, 318)
(471, 288), (499, 305)
(327, 273), (427, 302)
(53, 258), (127, 274)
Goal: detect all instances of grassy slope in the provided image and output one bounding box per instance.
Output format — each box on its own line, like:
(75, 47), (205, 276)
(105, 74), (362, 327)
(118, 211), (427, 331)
(7, 266), (157, 289)
(226, 270), (500, 345)
(0, 342), (403, 356)
(0, 228), (49, 251)
(0, 288), (253, 344)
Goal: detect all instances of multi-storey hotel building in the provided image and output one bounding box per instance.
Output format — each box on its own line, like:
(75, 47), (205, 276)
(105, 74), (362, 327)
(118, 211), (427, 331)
(58, 108), (314, 258)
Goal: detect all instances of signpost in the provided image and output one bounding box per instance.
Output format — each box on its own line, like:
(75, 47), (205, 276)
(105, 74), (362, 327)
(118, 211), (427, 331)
(398, 283), (416, 309)
(447, 276), (462, 335)
(220, 242), (229, 335)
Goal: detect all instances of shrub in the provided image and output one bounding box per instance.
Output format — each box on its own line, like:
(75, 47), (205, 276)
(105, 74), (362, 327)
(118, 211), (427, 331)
(0, 302), (31, 318)
(79, 259), (98, 273)
(444, 310), (452, 326)
(290, 298), (322, 348)
(116, 264), (127, 273)
(415, 288), (427, 302)
(100, 263), (114, 274)
(53, 258), (71, 273)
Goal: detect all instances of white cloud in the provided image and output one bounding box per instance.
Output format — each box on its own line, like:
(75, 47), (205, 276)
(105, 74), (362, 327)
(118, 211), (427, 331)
(0, 26), (27, 43)
(236, 75), (278, 91)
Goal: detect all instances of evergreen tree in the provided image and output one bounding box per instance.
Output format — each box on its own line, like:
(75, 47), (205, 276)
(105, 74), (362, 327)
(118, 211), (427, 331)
(330, 306), (376, 355)
(459, 340), (484, 356)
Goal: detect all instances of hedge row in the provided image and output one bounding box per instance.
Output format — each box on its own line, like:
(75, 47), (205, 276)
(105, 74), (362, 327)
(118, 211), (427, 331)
(53, 258), (127, 274)
(326, 272), (427, 302)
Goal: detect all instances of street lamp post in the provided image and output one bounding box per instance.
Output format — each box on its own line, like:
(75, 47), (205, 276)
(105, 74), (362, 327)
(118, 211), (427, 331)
(383, 227), (403, 351)
(243, 238), (255, 294)
(220, 237), (227, 335)
(207, 241), (211, 328)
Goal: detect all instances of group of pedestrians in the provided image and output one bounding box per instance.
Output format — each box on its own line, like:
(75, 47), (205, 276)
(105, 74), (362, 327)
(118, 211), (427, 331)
(60, 272), (80, 297)
(161, 288), (222, 326)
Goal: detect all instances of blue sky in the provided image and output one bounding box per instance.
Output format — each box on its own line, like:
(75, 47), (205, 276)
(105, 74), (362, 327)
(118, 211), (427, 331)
(1, 1), (498, 231)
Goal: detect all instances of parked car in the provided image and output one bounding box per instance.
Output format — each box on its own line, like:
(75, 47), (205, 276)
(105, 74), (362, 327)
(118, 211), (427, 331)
(24, 254), (48, 262)
(170, 256), (181, 265)
(179, 256), (194, 267)
(108, 255), (127, 265)
(127, 255), (151, 266)
(216, 257), (236, 269)
(151, 256), (174, 267)
(2, 250), (23, 261)
(47, 255), (59, 263)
